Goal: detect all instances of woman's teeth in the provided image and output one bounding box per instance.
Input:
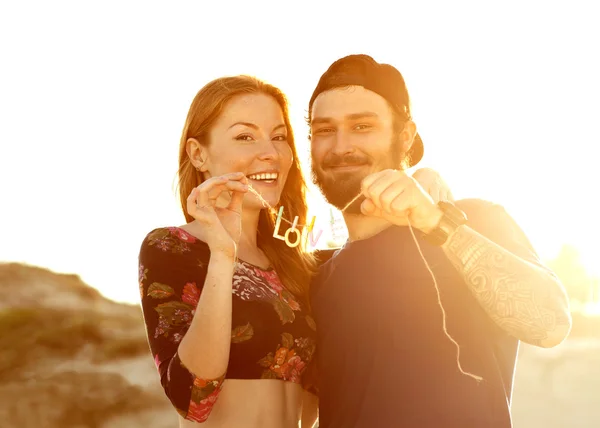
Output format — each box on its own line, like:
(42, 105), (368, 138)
(247, 173), (278, 183)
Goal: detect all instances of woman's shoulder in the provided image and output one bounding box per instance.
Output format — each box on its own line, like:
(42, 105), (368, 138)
(139, 226), (211, 265)
(138, 227), (212, 302)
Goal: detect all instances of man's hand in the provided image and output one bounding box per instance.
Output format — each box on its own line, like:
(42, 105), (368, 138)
(412, 167), (454, 203)
(360, 169), (443, 233)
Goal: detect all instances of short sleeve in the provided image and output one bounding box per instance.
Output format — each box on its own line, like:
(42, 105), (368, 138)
(456, 199), (551, 272)
(138, 227), (225, 423)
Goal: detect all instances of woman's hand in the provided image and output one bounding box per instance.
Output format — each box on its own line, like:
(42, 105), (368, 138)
(412, 167), (454, 203)
(186, 172), (248, 257)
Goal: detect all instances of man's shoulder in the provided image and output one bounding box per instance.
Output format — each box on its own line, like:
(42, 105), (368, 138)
(312, 248), (341, 278)
(309, 248), (341, 299)
(454, 198), (501, 215)
(454, 198), (514, 231)
(313, 248), (339, 267)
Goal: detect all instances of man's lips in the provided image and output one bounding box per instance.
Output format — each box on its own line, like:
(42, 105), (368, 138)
(327, 163), (368, 170)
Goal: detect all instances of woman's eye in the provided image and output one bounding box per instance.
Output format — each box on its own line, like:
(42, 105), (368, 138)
(273, 135), (288, 141)
(236, 134), (254, 141)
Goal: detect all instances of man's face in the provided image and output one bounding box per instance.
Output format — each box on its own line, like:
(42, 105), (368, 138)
(309, 85), (406, 214)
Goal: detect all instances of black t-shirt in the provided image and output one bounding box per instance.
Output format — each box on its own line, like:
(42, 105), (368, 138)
(311, 199), (545, 428)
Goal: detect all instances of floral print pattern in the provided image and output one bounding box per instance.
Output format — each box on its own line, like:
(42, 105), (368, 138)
(233, 262), (302, 324)
(138, 264), (148, 300)
(146, 227), (196, 254)
(138, 226), (318, 423)
(187, 375), (225, 423)
(257, 333), (316, 382)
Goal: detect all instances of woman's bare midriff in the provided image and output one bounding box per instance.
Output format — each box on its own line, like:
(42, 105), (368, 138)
(178, 379), (306, 428)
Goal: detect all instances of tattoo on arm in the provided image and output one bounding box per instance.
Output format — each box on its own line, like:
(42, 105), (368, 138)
(443, 226), (571, 347)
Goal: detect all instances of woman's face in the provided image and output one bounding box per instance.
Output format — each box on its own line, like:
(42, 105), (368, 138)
(192, 93), (294, 210)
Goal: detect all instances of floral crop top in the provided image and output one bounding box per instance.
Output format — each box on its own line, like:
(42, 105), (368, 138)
(138, 227), (317, 423)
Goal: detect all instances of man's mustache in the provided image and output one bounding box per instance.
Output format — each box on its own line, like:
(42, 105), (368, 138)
(322, 154), (370, 168)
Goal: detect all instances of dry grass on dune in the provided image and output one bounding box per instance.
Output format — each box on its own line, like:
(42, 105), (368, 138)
(0, 263), (176, 428)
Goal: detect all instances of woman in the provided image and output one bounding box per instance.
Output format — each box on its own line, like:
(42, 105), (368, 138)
(138, 75), (452, 427)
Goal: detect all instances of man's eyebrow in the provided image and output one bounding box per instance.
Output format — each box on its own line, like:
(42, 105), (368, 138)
(310, 111), (379, 126)
(346, 112), (379, 121)
(310, 117), (332, 126)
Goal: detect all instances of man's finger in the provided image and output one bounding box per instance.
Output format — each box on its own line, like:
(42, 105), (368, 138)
(361, 198), (377, 215)
(389, 185), (417, 215)
(361, 169), (400, 195)
(360, 171), (384, 192)
(362, 170), (410, 208)
(378, 181), (408, 214)
(363, 174), (395, 208)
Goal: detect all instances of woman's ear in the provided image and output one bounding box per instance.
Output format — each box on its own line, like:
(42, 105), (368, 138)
(186, 138), (209, 172)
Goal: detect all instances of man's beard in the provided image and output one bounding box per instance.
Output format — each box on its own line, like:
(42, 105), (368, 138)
(311, 144), (404, 215)
(311, 163), (366, 214)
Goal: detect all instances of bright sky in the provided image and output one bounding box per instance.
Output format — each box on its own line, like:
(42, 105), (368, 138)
(1, 1), (598, 304)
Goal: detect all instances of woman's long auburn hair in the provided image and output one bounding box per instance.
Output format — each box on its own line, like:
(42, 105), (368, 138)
(177, 75), (317, 304)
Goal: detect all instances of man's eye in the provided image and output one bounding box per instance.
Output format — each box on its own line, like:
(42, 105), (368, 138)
(354, 124), (372, 131)
(314, 128), (334, 134)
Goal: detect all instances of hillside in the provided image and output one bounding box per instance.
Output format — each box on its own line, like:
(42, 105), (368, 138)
(0, 262), (599, 427)
(0, 262), (176, 428)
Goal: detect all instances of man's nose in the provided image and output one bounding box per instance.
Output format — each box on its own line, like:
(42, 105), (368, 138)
(331, 130), (355, 156)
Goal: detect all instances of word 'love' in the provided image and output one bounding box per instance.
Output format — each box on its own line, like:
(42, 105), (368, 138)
(272, 207), (323, 248)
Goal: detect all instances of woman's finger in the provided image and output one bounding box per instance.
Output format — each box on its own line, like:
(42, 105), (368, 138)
(227, 188), (247, 213)
(197, 176), (230, 201)
(203, 180), (248, 203)
(223, 180), (248, 193)
(220, 171), (246, 182)
(187, 173), (248, 220)
(186, 188), (212, 223)
(187, 177), (225, 215)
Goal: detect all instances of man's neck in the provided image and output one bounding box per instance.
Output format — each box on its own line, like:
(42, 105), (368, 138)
(343, 213), (393, 243)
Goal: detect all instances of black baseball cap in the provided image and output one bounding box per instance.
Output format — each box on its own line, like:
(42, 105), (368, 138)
(308, 54), (424, 167)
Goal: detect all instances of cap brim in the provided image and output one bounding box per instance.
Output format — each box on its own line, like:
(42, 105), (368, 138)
(407, 132), (424, 167)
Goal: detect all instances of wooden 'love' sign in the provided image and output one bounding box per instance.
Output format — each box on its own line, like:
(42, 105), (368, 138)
(272, 207), (323, 248)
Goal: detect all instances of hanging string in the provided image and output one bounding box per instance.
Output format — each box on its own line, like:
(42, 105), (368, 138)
(246, 185), (313, 227)
(247, 182), (483, 382)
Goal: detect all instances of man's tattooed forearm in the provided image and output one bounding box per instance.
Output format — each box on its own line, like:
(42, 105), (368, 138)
(443, 226), (571, 347)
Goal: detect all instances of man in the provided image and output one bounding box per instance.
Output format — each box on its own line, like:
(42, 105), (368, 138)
(308, 54), (571, 427)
